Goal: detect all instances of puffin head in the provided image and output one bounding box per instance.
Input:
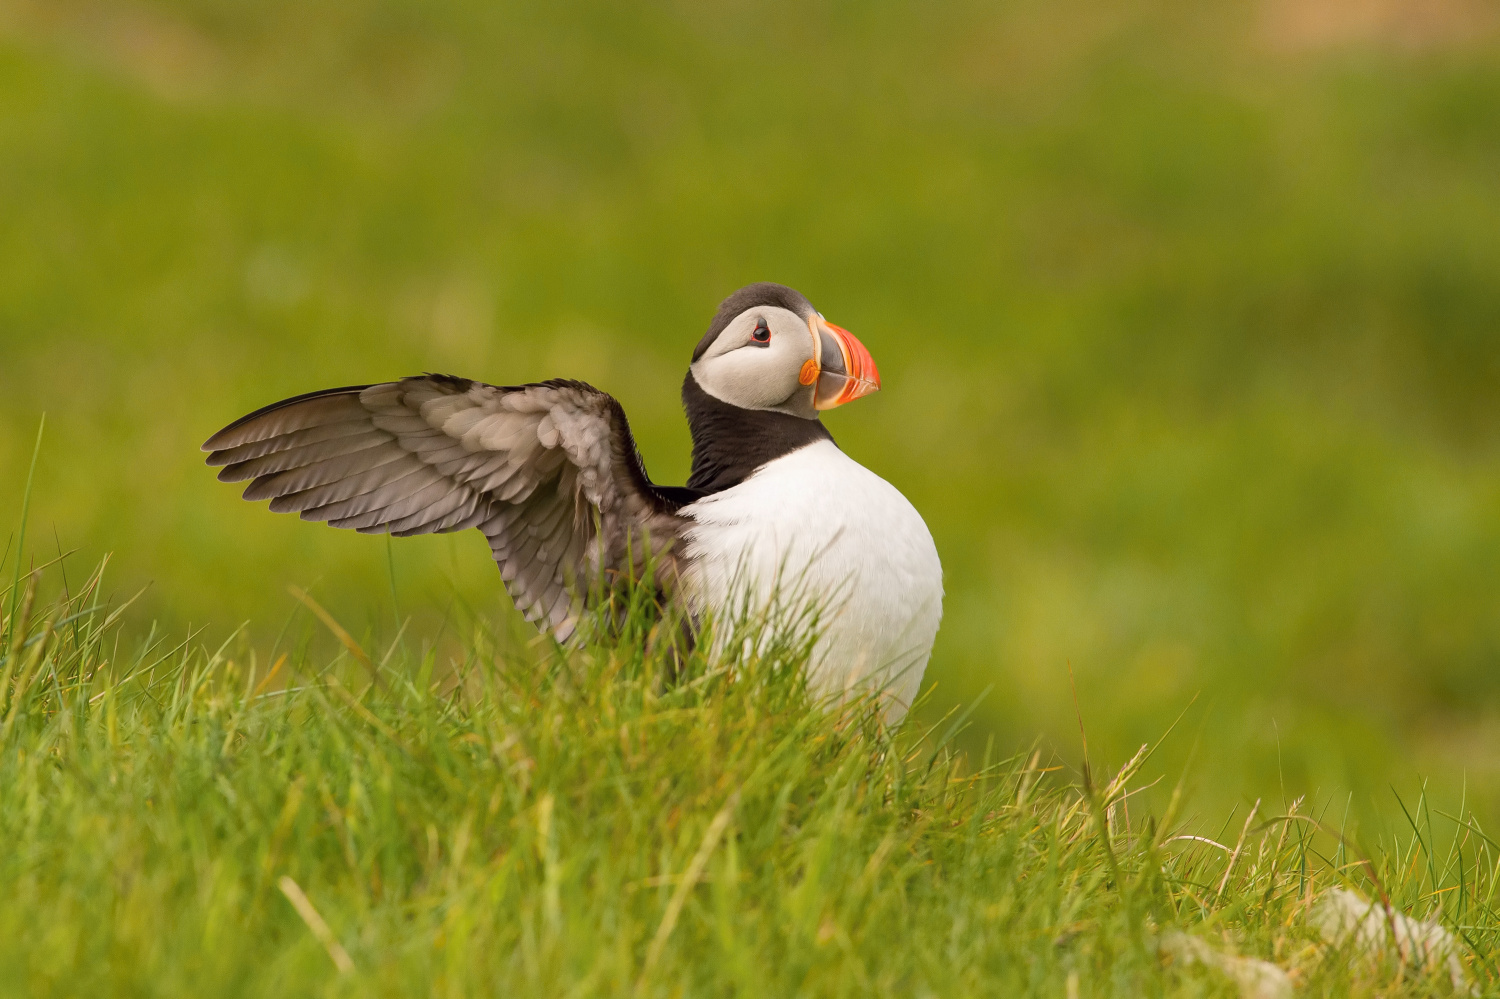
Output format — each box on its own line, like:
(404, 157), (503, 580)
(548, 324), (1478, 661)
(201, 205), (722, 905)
(687, 283), (880, 420)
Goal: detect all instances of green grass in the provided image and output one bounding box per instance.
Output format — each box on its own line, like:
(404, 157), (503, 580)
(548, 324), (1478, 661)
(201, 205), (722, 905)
(1, 555), (1496, 996)
(5, 4), (1500, 980)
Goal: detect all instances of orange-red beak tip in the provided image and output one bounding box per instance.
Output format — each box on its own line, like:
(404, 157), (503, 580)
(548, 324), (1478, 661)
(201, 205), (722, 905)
(813, 319), (881, 409)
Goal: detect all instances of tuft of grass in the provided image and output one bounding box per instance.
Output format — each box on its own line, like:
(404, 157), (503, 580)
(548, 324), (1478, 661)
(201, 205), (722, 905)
(0, 557), (1496, 997)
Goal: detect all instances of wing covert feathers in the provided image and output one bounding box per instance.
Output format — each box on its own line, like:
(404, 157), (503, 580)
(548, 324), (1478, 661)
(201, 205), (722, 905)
(203, 375), (687, 640)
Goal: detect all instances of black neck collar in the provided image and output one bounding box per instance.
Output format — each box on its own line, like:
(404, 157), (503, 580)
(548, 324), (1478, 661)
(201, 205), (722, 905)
(682, 372), (834, 494)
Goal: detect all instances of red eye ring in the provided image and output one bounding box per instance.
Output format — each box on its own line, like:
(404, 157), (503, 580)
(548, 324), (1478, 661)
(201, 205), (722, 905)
(751, 319), (771, 343)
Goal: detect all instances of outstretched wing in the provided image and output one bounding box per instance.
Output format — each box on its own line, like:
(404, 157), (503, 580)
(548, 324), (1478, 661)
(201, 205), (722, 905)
(203, 375), (691, 641)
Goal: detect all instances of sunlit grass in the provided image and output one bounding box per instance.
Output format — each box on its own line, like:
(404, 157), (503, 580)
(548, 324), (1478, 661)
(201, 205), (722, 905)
(0, 552), (1495, 997)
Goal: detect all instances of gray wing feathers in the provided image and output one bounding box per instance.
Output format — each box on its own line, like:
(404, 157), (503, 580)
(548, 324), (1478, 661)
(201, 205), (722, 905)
(207, 421), (382, 468)
(203, 376), (685, 641)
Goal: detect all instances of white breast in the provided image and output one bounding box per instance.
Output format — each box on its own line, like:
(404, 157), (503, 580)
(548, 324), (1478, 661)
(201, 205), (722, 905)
(680, 439), (943, 720)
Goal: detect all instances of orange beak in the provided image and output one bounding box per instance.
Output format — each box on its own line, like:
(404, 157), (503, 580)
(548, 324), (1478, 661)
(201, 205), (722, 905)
(806, 315), (881, 410)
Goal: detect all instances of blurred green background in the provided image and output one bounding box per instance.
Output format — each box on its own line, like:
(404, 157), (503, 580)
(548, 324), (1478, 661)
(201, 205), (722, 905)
(2, 0), (1498, 826)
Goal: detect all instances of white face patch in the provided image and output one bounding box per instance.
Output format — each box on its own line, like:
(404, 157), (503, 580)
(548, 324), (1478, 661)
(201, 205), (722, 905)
(689, 306), (819, 418)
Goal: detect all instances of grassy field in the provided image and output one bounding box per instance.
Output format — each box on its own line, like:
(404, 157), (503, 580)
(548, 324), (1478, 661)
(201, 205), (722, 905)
(2, 0), (1500, 987)
(1, 557), (1497, 996)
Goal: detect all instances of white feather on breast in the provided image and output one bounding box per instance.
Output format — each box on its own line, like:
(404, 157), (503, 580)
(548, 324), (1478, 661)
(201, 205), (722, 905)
(680, 439), (943, 720)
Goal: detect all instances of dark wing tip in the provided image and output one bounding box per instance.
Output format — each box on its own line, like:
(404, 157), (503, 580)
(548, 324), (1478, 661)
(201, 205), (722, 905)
(201, 384), (377, 453)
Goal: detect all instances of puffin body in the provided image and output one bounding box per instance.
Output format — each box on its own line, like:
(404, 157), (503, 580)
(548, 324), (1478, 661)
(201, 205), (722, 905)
(682, 439), (942, 714)
(203, 283), (943, 719)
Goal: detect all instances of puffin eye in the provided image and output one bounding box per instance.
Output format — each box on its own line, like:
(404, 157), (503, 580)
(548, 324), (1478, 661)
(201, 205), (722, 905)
(750, 319), (771, 344)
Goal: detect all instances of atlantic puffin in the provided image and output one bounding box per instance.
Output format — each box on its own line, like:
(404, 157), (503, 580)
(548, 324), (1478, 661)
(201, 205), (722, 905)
(203, 283), (943, 717)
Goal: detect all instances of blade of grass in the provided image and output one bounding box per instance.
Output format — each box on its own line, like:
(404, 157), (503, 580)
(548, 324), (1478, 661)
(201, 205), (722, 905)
(277, 876), (354, 974)
(288, 585), (379, 686)
(636, 790), (740, 992)
(5, 415), (44, 656)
